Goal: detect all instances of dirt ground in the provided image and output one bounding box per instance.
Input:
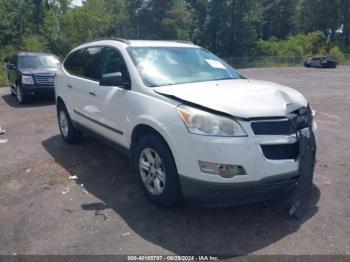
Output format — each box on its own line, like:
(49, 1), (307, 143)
(0, 67), (349, 256)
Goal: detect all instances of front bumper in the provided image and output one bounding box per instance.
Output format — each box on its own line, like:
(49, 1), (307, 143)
(171, 125), (300, 184)
(22, 84), (55, 96)
(170, 107), (316, 208)
(179, 171), (299, 207)
(170, 107), (316, 182)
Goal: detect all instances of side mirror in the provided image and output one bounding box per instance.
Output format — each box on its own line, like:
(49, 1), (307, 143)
(99, 72), (130, 89)
(7, 64), (16, 70)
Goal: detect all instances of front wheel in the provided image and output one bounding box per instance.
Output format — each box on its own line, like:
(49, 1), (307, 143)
(134, 135), (182, 207)
(10, 86), (16, 96)
(57, 103), (82, 144)
(16, 85), (27, 104)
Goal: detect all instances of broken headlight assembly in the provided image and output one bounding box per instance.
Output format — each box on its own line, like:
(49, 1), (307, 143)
(177, 105), (247, 137)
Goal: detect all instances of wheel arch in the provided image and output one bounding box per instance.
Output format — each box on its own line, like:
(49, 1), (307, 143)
(56, 96), (65, 106)
(56, 96), (73, 116)
(130, 124), (178, 171)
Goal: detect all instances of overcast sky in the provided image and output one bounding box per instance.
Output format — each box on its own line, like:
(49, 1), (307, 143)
(72, 0), (83, 6)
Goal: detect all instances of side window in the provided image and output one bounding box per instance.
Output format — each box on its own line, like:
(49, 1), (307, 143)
(64, 49), (84, 76)
(11, 55), (18, 67)
(101, 47), (130, 83)
(81, 47), (103, 81)
(64, 47), (103, 81)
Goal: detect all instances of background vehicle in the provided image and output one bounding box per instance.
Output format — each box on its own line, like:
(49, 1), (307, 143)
(6, 52), (60, 104)
(304, 56), (337, 68)
(55, 39), (316, 210)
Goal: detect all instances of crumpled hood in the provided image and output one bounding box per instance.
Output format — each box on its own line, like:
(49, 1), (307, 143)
(154, 79), (308, 118)
(21, 68), (57, 75)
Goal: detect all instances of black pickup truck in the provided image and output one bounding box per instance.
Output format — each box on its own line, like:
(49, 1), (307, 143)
(6, 52), (60, 104)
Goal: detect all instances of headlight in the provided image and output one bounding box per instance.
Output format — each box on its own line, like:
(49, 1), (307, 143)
(22, 75), (34, 85)
(177, 105), (247, 137)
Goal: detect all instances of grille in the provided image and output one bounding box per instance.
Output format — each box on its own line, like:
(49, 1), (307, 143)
(251, 108), (311, 135)
(261, 143), (299, 160)
(251, 119), (294, 135)
(253, 107), (312, 160)
(34, 75), (54, 86)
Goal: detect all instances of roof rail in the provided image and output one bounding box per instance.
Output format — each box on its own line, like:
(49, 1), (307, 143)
(171, 40), (194, 45)
(79, 38), (131, 46)
(19, 51), (53, 55)
(110, 38), (130, 44)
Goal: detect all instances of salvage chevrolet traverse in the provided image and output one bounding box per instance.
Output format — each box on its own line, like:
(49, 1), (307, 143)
(55, 39), (317, 207)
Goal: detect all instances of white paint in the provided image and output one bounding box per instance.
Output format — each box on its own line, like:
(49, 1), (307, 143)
(55, 39), (311, 187)
(155, 79), (307, 118)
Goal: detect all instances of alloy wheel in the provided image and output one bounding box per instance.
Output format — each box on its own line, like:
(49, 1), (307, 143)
(139, 148), (166, 195)
(59, 110), (69, 138)
(16, 86), (23, 103)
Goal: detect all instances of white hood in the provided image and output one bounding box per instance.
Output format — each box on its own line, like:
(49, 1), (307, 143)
(154, 79), (308, 118)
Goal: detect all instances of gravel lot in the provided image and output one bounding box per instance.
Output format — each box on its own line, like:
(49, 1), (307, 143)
(0, 67), (349, 256)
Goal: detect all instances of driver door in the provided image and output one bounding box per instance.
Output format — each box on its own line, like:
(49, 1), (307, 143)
(91, 46), (131, 147)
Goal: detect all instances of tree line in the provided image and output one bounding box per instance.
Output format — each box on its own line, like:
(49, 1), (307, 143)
(1, 0), (350, 61)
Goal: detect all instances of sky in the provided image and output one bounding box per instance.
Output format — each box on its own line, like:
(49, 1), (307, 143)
(72, 0), (83, 6)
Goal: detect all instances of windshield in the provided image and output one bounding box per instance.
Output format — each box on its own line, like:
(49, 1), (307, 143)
(128, 47), (242, 87)
(19, 56), (60, 69)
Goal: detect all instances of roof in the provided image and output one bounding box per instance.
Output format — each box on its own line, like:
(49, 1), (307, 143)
(79, 38), (197, 48)
(127, 40), (196, 48)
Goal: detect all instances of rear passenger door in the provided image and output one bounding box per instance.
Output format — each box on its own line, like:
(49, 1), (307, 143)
(63, 46), (103, 131)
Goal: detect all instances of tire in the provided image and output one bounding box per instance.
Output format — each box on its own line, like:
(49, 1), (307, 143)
(134, 134), (182, 207)
(57, 102), (82, 144)
(10, 86), (16, 96)
(16, 85), (27, 104)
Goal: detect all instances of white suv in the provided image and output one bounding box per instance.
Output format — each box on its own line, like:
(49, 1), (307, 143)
(55, 39), (317, 208)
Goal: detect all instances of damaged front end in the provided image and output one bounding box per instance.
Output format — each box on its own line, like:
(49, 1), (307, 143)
(278, 107), (317, 219)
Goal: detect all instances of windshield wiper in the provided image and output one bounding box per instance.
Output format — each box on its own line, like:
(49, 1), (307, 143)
(151, 83), (177, 87)
(214, 77), (235, 81)
(150, 78), (236, 88)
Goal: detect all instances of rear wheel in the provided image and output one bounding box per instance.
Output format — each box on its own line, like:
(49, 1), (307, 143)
(134, 135), (182, 207)
(57, 103), (82, 144)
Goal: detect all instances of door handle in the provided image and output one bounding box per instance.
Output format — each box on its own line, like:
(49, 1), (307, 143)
(67, 84), (73, 88)
(89, 91), (97, 96)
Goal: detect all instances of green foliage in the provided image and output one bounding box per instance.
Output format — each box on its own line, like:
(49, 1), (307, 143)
(22, 35), (48, 52)
(0, 66), (8, 87)
(261, 0), (298, 39)
(329, 46), (345, 62)
(257, 32), (346, 58)
(304, 31), (329, 55)
(0, 0), (349, 70)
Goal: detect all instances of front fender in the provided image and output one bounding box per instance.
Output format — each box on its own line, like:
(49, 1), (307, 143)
(128, 114), (184, 170)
